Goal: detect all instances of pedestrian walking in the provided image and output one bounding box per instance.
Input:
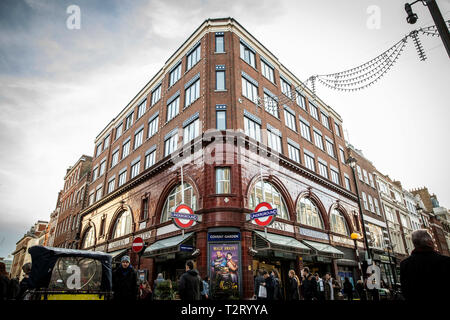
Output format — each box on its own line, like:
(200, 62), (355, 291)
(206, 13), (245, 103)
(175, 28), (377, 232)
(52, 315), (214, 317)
(138, 280), (153, 301)
(286, 269), (300, 301)
(18, 263), (33, 300)
(153, 273), (165, 292)
(254, 269), (266, 300)
(263, 270), (275, 300)
(355, 279), (366, 300)
(315, 273), (325, 301)
(400, 229), (450, 301)
(324, 273), (341, 300)
(343, 277), (353, 301)
(300, 267), (317, 300)
(179, 260), (202, 301)
(0, 262), (9, 301)
(201, 276), (210, 300)
(112, 255), (138, 301)
(271, 270), (282, 300)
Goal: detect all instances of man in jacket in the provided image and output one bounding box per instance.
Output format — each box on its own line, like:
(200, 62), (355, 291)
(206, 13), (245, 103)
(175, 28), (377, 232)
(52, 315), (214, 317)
(179, 260), (202, 300)
(301, 267), (317, 300)
(315, 273), (325, 301)
(112, 255), (138, 300)
(254, 269), (266, 300)
(263, 271), (275, 300)
(400, 229), (450, 301)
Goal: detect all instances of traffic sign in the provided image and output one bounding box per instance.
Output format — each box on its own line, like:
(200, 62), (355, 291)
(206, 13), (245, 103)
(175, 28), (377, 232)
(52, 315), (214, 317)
(171, 204), (198, 229)
(250, 202), (278, 227)
(132, 237), (144, 253)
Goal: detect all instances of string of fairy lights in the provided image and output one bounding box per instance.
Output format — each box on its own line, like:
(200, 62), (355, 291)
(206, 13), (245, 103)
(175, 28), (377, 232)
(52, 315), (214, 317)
(257, 20), (450, 112)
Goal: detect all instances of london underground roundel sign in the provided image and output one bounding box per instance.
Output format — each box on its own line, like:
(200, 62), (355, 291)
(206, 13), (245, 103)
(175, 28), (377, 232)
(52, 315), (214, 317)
(171, 204), (198, 229)
(251, 202), (278, 227)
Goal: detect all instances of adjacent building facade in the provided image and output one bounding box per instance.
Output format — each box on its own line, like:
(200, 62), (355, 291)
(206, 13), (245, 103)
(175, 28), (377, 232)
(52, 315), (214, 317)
(78, 17), (363, 299)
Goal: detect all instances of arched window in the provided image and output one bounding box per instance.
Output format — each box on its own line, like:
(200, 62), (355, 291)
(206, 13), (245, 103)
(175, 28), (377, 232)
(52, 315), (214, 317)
(112, 210), (132, 239)
(161, 183), (197, 223)
(330, 208), (350, 235)
(249, 180), (289, 220)
(81, 227), (95, 249)
(296, 197), (324, 229)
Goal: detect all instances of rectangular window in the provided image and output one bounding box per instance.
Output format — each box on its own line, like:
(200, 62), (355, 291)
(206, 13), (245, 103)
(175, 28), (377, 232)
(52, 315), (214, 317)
(151, 85), (162, 106)
(88, 192), (95, 205)
(169, 63), (182, 87)
(122, 139), (130, 159)
(309, 102), (319, 120)
(95, 143), (102, 157)
(296, 92), (306, 110)
(92, 166), (99, 181)
(240, 42), (255, 67)
(99, 159), (106, 176)
(334, 122), (341, 137)
(242, 77), (258, 104)
(125, 112), (133, 131)
(244, 116), (261, 142)
(284, 109), (297, 132)
(313, 130), (324, 150)
(261, 59), (274, 83)
(134, 128), (144, 150)
(331, 168), (340, 185)
(264, 93), (279, 118)
(137, 100), (146, 119)
(167, 97), (180, 122)
(368, 195), (375, 212)
(95, 186), (102, 201)
(145, 150), (156, 169)
(118, 170), (127, 187)
(142, 198), (149, 221)
(344, 175), (351, 191)
(321, 112), (330, 129)
(280, 77), (291, 99)
(131, 161), (140, 179)
(103, 135), (110, 150)
(164, 133), (179, 156)
(363, 169), (369, 184)
(339, 148), (346, 164)
(115, 123), (123, 140)
(318, 161), (328, 178)
(304, 152), (315, 171)
(111, 149), (119, 168)
(325, 139), (335, 157)
(362, 192), (368, 210)
(267, 130), (282, 153)
(215, 167), (231, 194)
(357, 165), (363, 181)
(187, 44), (201, 71)
(216, 110), (226, 130)
(100, 218), (105, 236)
(288, 143), (300, 163)
(215, 34), (224, 53)
(107, 178), (115, 194)
(148, 115), (159, 138)
(216, 70), (225, 90)
(300, 120), (311, 142)
(183, 118), (199, 144)
(185, 79), (200, 107)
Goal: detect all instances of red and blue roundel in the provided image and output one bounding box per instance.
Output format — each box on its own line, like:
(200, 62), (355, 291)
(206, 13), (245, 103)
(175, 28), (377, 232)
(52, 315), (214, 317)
(172, 204), (196, 229)
(252, 202), (277, 227)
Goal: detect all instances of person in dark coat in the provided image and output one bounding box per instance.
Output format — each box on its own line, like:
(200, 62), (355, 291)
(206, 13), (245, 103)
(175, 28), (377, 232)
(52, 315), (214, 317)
(18, 263), (33, 300)
(300, 267), (317, 300)
(315, 273), (325, 301)
(400, 229), (450, 301)
(263, 271), (275, 300)
(286, 269), (300, 301)
(271, 270), (282, 300)
(112, 255), (138, 300)
(355, 279), (366, 300)
(343, 277), (353, 300)
(254, 269), (266, 300)
(179, 260), (202, 301)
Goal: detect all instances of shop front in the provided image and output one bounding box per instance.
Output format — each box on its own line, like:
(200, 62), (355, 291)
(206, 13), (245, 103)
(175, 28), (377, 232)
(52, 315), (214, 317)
(373, 252), (396, 287)
(335, 246), (359, 287)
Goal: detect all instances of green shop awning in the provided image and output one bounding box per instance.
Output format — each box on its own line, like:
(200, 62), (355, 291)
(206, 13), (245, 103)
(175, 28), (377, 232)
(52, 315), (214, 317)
(254, 230), (311, 254)
(302, 240), (344, 259)
(143, 232), (193, 257)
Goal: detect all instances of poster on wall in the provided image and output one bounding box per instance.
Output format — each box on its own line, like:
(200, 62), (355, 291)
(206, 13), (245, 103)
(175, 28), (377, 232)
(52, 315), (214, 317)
(210, 243), (239, 299)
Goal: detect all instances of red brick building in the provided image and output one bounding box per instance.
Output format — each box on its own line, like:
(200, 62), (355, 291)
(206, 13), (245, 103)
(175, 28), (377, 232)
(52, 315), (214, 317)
(52, 155), (92, 248)
(79, 18), (363, 299)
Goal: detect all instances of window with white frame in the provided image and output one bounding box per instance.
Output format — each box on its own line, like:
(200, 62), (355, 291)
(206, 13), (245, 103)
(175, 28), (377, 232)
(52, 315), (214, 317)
(330, 209), (350, 235)
(325, 139), (335, 157)
(339, 147), (346, 164)
(148, 114), (159, 138)
(321, 112), (330, 129)
(161, 183), (197, 222)
(300, 119), (311, 141)
(95, 142), (102, 157)
(183, 118), (199, 145)
(261, 59), (274, 83)
(362, 192), (368, 210)
(296, 197), (323, 229)
(309, 102), (319, 120)
(95, 186), (102, 201)
(296, 91), (306, 110)
(374, 198), (380, 215)
(103, 135), (110, 150)
(145, 149), (156, 169)
(249, 180), (289, 220)
(115, 122), (123, 140)
(122, 139), (130, 159)
(384, 205), (394, 222)
(318, 160), (328, 178)
(334, 122), (341, 137)
(167, 96), (180, 122)
(118, 169), (127, 187)
(267, 128), (282, 153)
(368, 195), (375, 212)
(92, 166), (99, 181)
(264, 92), (279, 118)
(313, 129), (324, 150)
(112, 210), (132, 239)
(124, 112), (133, 131)
(280, 77), (292, 99)
(131, 160), (140, 179)
(216, 70), (225, 90)
(288, 143), (300, 163)
(134, 128), (144, 150)
(169, 63), (182, 87)
(215, 167), (231, 194)
(151, 85), (161, 106)
(244, 115), (261, 142)
(215, 33), (224, 53)
(107, 177), (115, 194)
(331, 168), (340, 185)
(164, 132), (178, 156)
(187, 44), (201, 71)
(216, 110), (226, 130)
(304, 151), (315, 171)
(99, 159), (106, 176)
(344, 175), (351, 191)
(284, 108), (297, 131)
(242, 76), (258, 104)
(240, 41), (255, 67)
(185, 79), (200, 107)
(111, 149), (119, 168)
(363, 169), (369, 184)
(357, 165), (363, 181)
(137, 100), (146, 119)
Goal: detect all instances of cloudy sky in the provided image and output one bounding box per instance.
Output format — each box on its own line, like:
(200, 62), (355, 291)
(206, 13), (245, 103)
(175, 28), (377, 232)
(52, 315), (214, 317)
(0, 0), (449, 258)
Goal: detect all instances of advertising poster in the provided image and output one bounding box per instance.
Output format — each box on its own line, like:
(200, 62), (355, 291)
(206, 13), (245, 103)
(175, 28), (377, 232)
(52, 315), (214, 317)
(210, 243), (239, 298)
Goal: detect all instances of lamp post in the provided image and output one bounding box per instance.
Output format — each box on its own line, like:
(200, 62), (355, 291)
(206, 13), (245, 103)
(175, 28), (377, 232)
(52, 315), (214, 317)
(346, 156), (373, 265)
(351, 232), (363, 281)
